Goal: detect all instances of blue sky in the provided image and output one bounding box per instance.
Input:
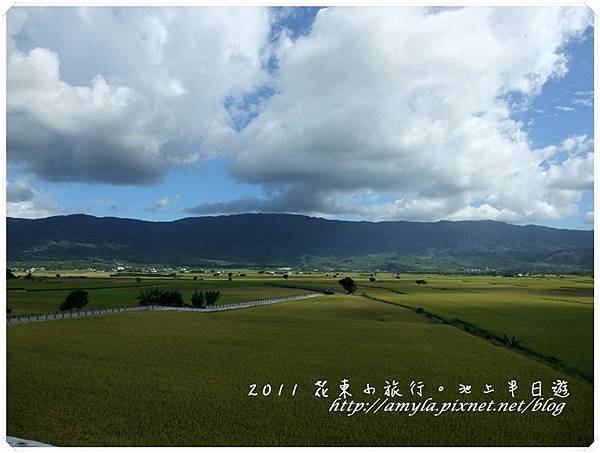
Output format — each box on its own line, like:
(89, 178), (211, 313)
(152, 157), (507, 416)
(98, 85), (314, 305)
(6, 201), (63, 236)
(6, 6), (594, 229)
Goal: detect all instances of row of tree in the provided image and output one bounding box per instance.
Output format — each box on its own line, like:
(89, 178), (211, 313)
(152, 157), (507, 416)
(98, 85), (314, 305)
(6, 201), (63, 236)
(55, 287), (224, 312)
(138, 287), (221, 307)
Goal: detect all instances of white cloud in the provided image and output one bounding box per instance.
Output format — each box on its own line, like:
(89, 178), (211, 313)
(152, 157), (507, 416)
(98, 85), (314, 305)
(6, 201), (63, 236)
(585, 210), (593, 225)
(207, 6), (593, 222)
(556, 105), (576, 112)
(6, 180), (63, 218)
(7, 6), (595, 223)
(573, 98), (593, 107)
(147, 194), (180, 212)
(7, 7), (271, 185)
(7, 179), (34, 202)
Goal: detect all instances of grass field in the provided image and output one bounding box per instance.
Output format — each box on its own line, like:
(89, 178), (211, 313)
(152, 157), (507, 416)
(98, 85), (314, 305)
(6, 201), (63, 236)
(6, 277), (309, 316)
(277, 275), (594, 380)
(6, 274), (594, 446)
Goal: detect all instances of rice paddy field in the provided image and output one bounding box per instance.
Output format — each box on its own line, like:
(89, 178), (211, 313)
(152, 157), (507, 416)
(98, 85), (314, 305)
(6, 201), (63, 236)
(5, 272), (594, 446)
(6, 276), (309, 316)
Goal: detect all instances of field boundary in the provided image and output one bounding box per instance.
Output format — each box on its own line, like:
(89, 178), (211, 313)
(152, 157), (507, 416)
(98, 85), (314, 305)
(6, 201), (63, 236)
(361, 293), (593, 385)
(6, 292), (324, 326)
(7, 283), (161, 292)
(263, 282), (337, 294)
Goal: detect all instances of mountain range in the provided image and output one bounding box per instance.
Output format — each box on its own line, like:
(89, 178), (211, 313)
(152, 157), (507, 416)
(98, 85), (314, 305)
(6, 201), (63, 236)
(6, 213), (594, 272)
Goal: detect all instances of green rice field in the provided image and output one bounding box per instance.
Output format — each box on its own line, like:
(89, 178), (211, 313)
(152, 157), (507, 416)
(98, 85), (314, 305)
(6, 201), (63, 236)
(6, 273), (594, 446)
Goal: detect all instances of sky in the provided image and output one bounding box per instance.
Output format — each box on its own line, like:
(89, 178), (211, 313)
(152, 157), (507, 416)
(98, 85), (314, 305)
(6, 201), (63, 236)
(6, 6), (594, 229)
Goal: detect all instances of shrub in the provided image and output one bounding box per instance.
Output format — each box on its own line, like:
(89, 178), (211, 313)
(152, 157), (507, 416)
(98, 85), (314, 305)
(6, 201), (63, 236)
(6, 269), (17, 279)
(60, 290), (89, 311)
(502, 334), (522, 348)
(369, 277), (376, 282)
(24, 272), (34, 280)
(415, 279), (427, 285)
(283, 273), (289, 279)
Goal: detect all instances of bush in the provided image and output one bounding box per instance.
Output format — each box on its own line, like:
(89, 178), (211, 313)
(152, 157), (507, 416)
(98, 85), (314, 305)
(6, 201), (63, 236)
(60, 290), (89, 311)
(138, 287), (184, 306)
(24, 272), (34, 280)
(6, 269), (17, 279)
(205, 290), (220, 306)
(191, 290), (206, 308)
(369, 277), (376, 282)
(415, 279), (427, 285)
(502, 334), (522, 348)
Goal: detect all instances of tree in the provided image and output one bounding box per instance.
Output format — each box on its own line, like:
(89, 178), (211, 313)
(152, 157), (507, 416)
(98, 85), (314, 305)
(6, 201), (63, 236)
(191, 290), (205, 308)
(193, 276), (198, 281)
(24, 272), (34, 280)
(415, 279), (427, 286)
(205, 290), (220, 306)
(60, 290), (89, 311)
(138, 287), (184, 306)
(56, 273), (61, 278)
(136, 277), (142, 282)
(283, 273), (289, 279)
(164, 290), (183, 306)
(6, 268), (17, 279)
(338, 277), (357, 294)
(369, 276), (376, 283)
(138, 287), (163, 306)
(228, 272), (233, 282)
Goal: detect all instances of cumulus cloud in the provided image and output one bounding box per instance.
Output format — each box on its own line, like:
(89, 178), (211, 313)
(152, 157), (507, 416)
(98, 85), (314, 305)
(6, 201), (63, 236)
(7, 7), (271, 185)
(7, 6), (595, 223)
(6, 180), (63, 218)
(209, 7), (593, 221)
(7, 179), (34, 202)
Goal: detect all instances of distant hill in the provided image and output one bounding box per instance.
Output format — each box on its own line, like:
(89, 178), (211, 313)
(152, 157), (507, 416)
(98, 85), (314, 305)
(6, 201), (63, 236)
(6, 213), (594, 272)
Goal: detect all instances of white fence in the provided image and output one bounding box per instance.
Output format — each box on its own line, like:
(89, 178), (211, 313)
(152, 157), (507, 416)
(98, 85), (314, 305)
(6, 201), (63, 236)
(6, 292), (324, 326)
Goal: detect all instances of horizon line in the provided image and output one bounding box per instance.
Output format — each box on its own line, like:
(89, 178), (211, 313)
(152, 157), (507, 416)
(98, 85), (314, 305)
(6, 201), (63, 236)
(6, 212), (594, 232)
